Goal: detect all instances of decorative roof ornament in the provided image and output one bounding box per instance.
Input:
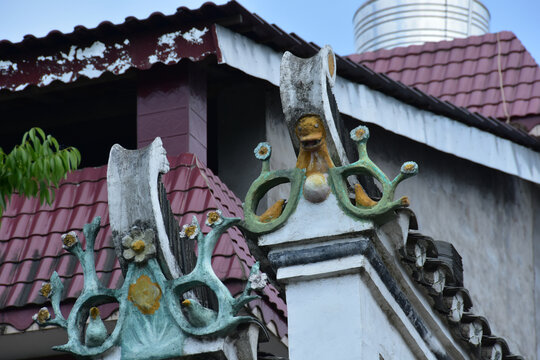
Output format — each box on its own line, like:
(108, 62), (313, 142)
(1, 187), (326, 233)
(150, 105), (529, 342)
(33, 138), (265, 360)
(242, 46), (418, 235)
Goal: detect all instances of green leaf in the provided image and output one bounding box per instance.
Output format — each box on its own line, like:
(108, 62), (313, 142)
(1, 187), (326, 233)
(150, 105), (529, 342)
(50, 137), (59, 151)
(0, 128), (80, 228)
(54, 156), (63, 179)
(36, 127), (46, 140)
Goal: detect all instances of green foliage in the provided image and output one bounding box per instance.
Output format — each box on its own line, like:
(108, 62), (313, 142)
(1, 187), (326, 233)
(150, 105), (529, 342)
(0, 127), (81, 219)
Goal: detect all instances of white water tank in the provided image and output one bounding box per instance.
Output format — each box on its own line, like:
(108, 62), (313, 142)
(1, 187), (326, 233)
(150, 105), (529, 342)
(353, 0), (490, 53)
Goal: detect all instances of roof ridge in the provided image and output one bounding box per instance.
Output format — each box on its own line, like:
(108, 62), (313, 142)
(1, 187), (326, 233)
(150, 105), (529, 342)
(201, 168), (244, 209)
(0, 1), (245, 50)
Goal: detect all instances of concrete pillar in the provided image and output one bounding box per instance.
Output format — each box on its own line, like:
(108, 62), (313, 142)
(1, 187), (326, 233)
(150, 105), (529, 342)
(259, 196), (426, 360)
(137, 63), (207, 163)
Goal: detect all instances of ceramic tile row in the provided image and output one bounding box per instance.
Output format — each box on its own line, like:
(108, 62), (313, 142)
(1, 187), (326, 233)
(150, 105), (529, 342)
(349, 31), (540, 127)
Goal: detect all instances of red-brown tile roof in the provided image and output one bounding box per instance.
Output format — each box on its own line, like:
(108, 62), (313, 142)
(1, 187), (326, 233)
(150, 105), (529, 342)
(348, 31), (540, 131)
(0, 153), (287, 338)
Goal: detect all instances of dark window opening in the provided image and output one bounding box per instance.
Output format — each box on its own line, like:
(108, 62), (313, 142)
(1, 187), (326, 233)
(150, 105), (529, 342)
(0, 75), (136, 168)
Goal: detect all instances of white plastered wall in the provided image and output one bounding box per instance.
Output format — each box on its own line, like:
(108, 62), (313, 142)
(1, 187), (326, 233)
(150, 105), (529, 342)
(215, 24), (540, 185)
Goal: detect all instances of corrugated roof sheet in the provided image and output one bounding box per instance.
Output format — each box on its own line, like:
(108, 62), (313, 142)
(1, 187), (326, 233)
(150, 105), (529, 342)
(348, 31), (540, 131)
(0, 153), (287, 338)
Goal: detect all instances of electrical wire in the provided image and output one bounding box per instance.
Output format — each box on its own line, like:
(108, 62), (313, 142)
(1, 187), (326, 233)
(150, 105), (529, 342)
(496, 32), (511, 124)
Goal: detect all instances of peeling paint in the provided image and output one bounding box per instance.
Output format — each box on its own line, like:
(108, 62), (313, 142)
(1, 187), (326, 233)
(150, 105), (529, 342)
(188, 52), (213, 62)
(79, 64), (102, 79)
(158, 30), (183, 46)
(114, 39), (130, 49)
(1, 24), (217, 93)
(37, 55), (54, 61)
(61, 46), (77, 61)
(158, 27), (208, 47)
(182, 27), (208, 45)
(164, 52), (180, 64)
(107, 57), (133, 74)
(40, 72), (73, 86)
(151, 27), (209, 66)
(0, 60), (17, 71)
(59, 42), (106, 62)
(76, 41), (106, 60)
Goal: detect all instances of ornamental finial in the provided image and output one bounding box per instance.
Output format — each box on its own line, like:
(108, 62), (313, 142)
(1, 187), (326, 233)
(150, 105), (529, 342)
(34, 139), (265, 360)
(242, 46), (418, 236)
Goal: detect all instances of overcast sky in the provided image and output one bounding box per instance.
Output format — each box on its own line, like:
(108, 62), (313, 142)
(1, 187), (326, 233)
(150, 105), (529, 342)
(0, 1), (538, 62)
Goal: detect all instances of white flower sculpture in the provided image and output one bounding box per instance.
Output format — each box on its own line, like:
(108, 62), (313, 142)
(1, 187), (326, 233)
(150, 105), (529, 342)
(248, 271), (268, 290)
(122, 228), (156, 263)
(401, 161), (419, 175)
(254, 142), (271, 160)
(61, 231), (79, 250)
(349, 125), (369, 142)
(205, 210), (223, 227)
(180, 217), (200, 240)
(33, 307), (51, 324)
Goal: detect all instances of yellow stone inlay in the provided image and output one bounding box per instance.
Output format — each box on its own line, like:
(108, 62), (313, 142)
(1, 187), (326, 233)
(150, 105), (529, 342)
(355, 128), (365, 138)
(36, 308), (50, 324)
(259, 199), (286, 223)
(90, 307), (100, 320)
(184, 225), (197, 239)
(400, 196), (410, 207)
(328, 52), (335, 77)
(294, 115), (334, 177)
(307, 172), (326, 186)
(404, 163), (415, 172)
(63, 234), (77, 247)
(207, 211), (220, 225)
(131, 239), (146, 253)
(355, 183), (377, 207)
(128, 275), (162, 315)
(258, 146), (269, 156)
(40, 283), (52, 298)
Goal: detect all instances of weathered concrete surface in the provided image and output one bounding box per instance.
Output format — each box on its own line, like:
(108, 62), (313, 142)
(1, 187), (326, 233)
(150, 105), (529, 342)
(216, 83), (266, 201)
(364, 123), (537, 359)
(216, 86), (296, 212)
(264, 97), (538, 357)
(265, 91), (297, 207)
(533, 183), (540, 360)
(283, 264), (423, 360)
(259, 194), (372, 248)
